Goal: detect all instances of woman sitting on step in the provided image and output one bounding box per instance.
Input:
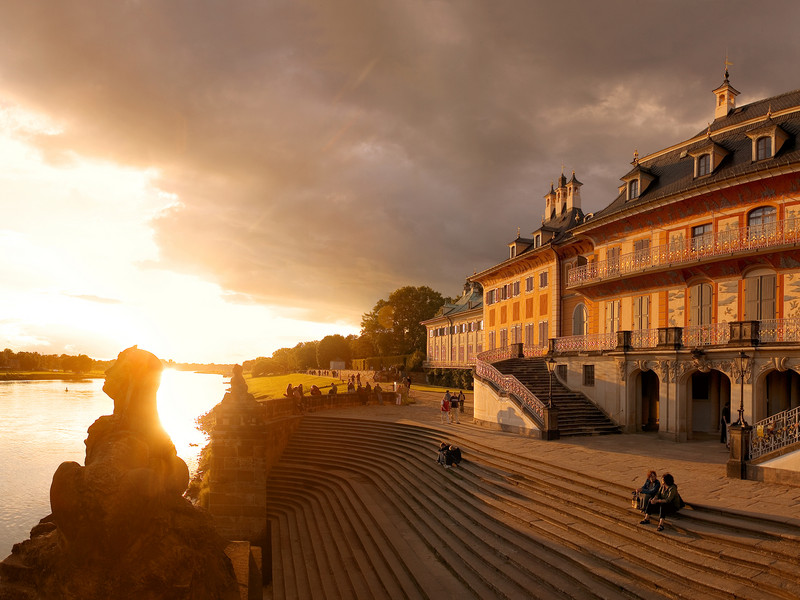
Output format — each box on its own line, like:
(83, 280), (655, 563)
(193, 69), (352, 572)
(634, 470), (660, 513)
(639, 473), (684, 531)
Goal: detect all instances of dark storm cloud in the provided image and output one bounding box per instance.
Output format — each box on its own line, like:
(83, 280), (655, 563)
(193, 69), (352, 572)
(1, 0), (798, 320)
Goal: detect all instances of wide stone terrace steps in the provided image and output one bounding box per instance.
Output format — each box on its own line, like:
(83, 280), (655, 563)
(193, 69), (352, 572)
(494, 358), (621, 437)
(266, 416), (800, 599)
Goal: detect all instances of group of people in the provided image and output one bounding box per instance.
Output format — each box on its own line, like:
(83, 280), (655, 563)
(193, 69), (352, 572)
(633, 470), (685, 531)
(436, 442), (462, 469)
(440, 390), (466, 424)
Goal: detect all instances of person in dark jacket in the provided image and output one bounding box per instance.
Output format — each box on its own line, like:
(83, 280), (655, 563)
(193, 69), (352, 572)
(445, 445), (462, 467)
(640, 473), (683, 531)
(635, 470), (660, 512)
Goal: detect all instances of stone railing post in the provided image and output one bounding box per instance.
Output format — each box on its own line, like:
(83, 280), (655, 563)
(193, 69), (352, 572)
(728, 321), (760, 346)
(208, 392), (268, 547)
(542, 406), (560, 441)
(726, 423), (752, 479)
(616, 330), (632, 351)
(657, 326), (683, 349)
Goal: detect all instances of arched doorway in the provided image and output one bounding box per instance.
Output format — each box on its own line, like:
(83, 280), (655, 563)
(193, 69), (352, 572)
(689, 370), (731, 436)
(637, 370), (660, 432)
(756, 369), (800, 421)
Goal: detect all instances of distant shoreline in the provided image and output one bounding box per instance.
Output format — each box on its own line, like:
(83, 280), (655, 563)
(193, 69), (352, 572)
(0, 372), (104, 382)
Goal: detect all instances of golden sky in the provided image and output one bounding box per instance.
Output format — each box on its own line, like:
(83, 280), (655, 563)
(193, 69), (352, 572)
(0, 1), (797, 362)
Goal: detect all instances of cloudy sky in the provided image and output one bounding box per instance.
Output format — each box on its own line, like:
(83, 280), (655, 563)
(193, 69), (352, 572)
(0, 1), (798, 363)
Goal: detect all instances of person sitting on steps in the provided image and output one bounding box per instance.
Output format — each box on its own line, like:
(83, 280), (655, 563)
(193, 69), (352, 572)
(640, 473), (684, 531)
(445, 445), (462, 468)
(634, 470), (660, 513)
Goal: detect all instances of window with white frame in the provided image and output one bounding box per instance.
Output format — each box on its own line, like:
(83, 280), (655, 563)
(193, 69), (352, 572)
(689, 283), (712, 326)
(525, 276), (534, 292)
(697, 153), (711, 176)
(633, 295), (650, 330)
(572, 304), (588, 335)
(605, 300), (621, 334)
(539, 271), (548, 288)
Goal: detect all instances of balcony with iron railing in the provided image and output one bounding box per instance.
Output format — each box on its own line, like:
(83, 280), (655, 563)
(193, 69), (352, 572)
(750, 405), (800, 460)
(567, 219), (800, 288)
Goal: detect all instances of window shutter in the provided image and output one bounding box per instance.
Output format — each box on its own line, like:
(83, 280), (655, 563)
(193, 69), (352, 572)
(762, 275), (776, 319)
(689, 285), (700, 326)
(744, 277), (759, 320)
(701, 284), (712, 325)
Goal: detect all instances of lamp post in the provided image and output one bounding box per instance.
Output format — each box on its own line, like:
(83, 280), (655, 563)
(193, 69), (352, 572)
(546, 357), (557, 408)
(735, 350), (749, 426)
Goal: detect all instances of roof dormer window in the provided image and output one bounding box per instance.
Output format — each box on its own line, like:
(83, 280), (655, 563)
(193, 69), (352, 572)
(628, 179), (639, 199)
(689, 140), (729, 178)
(756, 136), (771, 160)
(746, 121), (789, 162)
(697, 154), (710, 176)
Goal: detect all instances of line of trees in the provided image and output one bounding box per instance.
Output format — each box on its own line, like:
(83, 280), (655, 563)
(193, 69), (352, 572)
(244, 285), (448, 376)
(0, 348), (98, 373)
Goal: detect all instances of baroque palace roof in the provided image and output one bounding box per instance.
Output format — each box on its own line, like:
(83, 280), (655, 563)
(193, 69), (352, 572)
(587, 86), (800, 226)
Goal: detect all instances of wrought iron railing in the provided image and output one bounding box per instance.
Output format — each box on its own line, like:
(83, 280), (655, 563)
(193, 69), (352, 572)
(683, 322), (730, 347)
(630, 328), (659, 349)
(474, 357), (546, 424)
(750, 406), (800, 460)
(567, 218), (800, 287)
(553, 333), (616, 353)
(477, 346), (517, 364)
(522, 344), (549, 357)
(759, 318), (800, 343)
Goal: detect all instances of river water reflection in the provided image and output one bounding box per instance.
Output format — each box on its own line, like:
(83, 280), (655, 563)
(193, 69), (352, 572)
(0, 370), (225, 557)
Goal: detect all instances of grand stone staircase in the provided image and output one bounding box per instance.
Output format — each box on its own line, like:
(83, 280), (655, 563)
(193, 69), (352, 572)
(493, 357), (621, 437)
(266, 416), (800, 599)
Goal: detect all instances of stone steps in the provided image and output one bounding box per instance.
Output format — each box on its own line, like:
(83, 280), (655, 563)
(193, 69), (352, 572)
(265, 417), (800, 599)
(494, 358), (622, 436)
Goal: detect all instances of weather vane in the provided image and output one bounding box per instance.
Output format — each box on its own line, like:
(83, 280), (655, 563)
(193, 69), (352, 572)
(724, 53), (733, 80)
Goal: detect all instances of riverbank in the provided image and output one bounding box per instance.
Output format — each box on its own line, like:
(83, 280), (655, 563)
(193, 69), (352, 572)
(0, 371), (103, 381)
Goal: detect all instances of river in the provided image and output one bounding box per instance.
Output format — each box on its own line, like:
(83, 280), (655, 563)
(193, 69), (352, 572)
(0, 370), (226, 558)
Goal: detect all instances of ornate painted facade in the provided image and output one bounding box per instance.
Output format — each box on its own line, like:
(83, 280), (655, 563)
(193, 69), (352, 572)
(422, 281), (484, 369)
(468, 74), (800, 444)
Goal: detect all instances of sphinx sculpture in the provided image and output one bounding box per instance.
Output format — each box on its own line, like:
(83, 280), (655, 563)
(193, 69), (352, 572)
(0, 347), (238, 600)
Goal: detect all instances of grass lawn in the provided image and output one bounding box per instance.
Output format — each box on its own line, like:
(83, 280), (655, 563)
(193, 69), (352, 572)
(244, 373), (472, 399)
(245, 373), (345, 399)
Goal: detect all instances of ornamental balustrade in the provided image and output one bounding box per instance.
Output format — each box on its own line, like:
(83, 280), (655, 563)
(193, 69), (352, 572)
(759, 318), (800, 343)
(553, 333), (616, 353)
(683, 322), (730, 347)
(474, 357), (546, 423)
(749, 405), (800, 460)
(522, 344), (549, 358)
(477, 346), (517, 364)
(567, 217), (800, 287)
(630, 328), (659, 349)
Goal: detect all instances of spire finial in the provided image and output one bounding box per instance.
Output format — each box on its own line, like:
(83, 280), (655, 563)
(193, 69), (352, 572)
(767, 103), (773, 118)
(724, 53), (733, 81)
(561, 162), (565, 175)
(707, 122), (712, 137)
(517, 226), (520, 238)
(632, 149), (639, 165)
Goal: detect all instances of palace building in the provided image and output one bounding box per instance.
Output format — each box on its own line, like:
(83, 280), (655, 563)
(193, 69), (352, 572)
(431, 73), (800, 454)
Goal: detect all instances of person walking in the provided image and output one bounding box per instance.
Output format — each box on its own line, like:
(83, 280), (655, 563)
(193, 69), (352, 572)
(449, 390), (460, 423)
(440, 390), (452, 424)
(458, 390), (466, 414)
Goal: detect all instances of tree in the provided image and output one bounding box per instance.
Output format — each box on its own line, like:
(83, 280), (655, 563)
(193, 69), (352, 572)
(316, 335), (351, 369)
(361, 286), (446, 356)
(293, 341), (319, 371)
(348, 334), (375, 360)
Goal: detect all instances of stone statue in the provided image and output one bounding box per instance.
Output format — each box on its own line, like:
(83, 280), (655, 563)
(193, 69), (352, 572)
(0, 346), (238, 600)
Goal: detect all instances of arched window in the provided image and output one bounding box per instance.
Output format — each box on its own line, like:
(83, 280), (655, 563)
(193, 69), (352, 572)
(748, 206), (777, 240)
(756, 136), (771, 160)
(697, 154), (711, 176)
(629, 179), (639, 199)
(572, 304), (588, 335)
